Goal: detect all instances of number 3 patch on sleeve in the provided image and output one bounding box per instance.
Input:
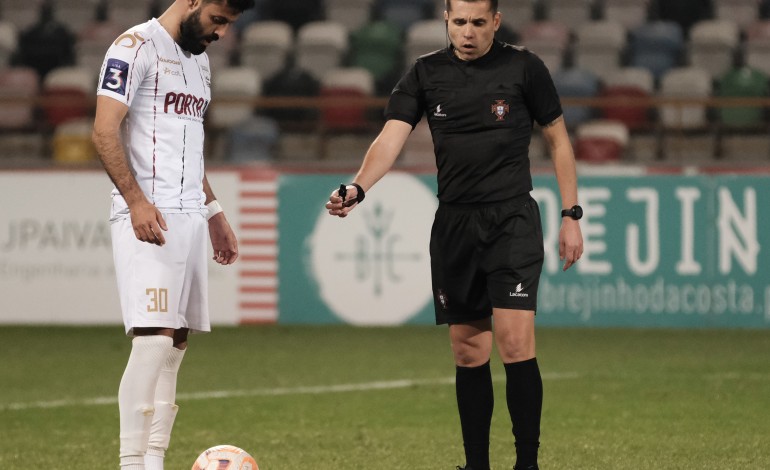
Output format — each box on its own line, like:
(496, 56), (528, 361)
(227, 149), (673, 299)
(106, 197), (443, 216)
(100, 58), (130, 95)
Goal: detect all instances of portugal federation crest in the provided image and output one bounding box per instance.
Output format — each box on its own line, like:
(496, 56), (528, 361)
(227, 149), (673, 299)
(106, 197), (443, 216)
(491, 99), (509, 121)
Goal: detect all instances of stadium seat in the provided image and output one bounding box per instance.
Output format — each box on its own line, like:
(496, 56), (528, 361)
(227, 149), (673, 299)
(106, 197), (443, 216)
(520, 21), (571, 73)
(295, 21), (349, 81)
(744, 20), (770, 77)
(543, 0), (595, 30)
(600, 85), (654, 130)
(717, 66), (768, 128)
(240, 21), (294, 82)
(0, 67), (40, 130)
(52, 117), (97, 163)
(206, 26), (238, 71)
(76, 20), (128, 77)
(687, 20), (740, 81)
(319, 67), (375, 131)
(41, 66), (94, 127)
(629, 21), (685, 81)
(714, 0), (761, 29)
(225, 114), (280, 162)
(1, 0), (40, 31)
(404, 19), (446, 69)
(602, 0), (650, 30)
(107, 0), (154, 29)
(660, 67), (713, 129)
(552, 68), (601, 128)
(574, 119), (629, 162)
(0, 21), (17, 67)
(374, 0), (433, 33)
(56, 0), (98, 35)
(604, 66), (655, 92)
(349, 20), (403, 95)
(209, 66), (262, 128)
(574, 20), (627, 82)
(497, 0), (536, 32)
(325, 0), (374, 32)
(659, 66), (716, 162)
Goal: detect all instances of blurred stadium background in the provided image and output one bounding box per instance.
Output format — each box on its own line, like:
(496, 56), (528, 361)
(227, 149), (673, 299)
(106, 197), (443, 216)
(3, 0), (770, 164)
(1, 0), (770, 468)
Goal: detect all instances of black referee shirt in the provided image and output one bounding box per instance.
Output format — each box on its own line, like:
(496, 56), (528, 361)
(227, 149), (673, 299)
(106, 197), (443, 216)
(386, 40), (563, 204)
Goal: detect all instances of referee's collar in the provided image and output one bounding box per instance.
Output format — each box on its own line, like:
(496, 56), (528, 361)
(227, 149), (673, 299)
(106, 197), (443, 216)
(448, 39), (503, 66)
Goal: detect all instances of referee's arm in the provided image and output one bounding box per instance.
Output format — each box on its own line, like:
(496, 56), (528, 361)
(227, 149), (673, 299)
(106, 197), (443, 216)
(353, 119), (412, 192)
(541, 115), (583, 271)
(327, 119), (412, 217)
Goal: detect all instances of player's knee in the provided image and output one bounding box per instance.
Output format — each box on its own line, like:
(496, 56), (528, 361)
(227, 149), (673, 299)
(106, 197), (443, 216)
(452, 343), (490, 367)
(496, 337), (534, 362)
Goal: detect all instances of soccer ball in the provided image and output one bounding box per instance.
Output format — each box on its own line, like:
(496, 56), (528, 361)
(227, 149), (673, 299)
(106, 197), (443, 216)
(191, 444), (259, 470)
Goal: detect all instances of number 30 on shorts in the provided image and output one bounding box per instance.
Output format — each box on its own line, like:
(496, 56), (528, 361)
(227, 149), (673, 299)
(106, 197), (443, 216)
(146, 288), (168, 313)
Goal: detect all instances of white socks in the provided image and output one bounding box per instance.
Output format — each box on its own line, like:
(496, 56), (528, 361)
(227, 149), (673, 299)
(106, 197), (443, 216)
(118, 336), (173, 469)
(144, 347), (186, 470)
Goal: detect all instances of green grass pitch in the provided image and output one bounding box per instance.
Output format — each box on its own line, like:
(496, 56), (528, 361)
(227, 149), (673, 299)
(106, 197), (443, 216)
(1, 325), (769, 469)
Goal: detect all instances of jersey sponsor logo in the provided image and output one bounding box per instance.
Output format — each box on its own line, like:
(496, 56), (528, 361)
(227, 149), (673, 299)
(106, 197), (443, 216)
(509, 282), (529, 297)
(158, 56), (182, 66)
(491, 99), (509, 121)
(100, 58), (130, 95)
(433, 104), (447, 118)
(163, 92), (209, 118)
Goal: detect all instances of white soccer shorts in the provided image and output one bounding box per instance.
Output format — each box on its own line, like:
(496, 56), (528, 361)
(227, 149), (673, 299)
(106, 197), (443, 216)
(111, 212), (210, 335)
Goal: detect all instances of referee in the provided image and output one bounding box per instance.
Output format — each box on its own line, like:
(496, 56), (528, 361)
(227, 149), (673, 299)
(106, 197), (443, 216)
(326, 1), (584, 469)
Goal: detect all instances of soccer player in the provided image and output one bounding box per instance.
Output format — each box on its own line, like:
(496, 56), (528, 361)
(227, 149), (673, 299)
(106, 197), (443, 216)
(326, 1), (584, 469)
(92, 1), (253, 468)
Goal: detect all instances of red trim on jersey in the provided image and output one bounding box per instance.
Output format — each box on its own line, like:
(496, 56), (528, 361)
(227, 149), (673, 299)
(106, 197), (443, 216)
(151, 41), (159, 201)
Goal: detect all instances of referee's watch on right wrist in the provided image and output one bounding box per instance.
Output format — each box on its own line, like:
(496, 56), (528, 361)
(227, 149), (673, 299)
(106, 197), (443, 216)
(561, 205), (583, 220)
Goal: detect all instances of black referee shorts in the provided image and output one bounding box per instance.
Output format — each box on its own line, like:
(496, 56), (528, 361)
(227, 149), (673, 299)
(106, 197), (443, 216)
(430, 193), (545, 325)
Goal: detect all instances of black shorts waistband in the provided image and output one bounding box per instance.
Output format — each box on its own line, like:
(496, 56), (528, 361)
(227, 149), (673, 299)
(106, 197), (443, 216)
(438, 192), (532, 210)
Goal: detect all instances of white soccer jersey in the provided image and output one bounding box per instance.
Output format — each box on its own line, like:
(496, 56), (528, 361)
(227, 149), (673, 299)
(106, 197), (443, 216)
(97, 19), (211, 219)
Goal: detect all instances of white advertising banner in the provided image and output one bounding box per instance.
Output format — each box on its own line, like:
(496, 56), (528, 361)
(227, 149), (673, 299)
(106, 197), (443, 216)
(0, 170), (241, 326)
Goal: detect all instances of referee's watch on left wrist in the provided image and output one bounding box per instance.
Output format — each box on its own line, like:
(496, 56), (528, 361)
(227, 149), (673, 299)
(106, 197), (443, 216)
(561, 205), (583, 220)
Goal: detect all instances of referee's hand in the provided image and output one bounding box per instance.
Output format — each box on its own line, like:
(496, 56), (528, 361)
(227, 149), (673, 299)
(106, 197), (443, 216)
(559, 219), (583, 271)
(325, 185), (359, 218)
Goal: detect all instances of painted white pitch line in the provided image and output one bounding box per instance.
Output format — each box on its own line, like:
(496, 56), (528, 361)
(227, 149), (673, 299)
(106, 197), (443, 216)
(1, 372), (580, 412)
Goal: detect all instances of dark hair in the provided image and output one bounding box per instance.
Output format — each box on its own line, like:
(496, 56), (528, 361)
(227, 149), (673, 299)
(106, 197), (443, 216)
(204, 0), (256, 13)
(445, 0), (498, 13)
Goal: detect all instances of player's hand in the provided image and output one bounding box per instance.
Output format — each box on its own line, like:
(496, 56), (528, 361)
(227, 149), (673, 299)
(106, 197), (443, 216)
(208, 213), (238, 265)
(325, 185), (359, 218)
(130, 200), (167, 246)
(559, 219), (583, 271)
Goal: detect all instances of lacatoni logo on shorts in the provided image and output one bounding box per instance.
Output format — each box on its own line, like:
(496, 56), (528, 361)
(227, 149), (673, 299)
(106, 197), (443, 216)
(308, 174), (437, 325)
(509, 283), (529, 297)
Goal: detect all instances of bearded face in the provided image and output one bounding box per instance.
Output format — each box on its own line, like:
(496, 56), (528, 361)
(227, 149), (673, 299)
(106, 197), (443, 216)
(178, 8), (219, 55)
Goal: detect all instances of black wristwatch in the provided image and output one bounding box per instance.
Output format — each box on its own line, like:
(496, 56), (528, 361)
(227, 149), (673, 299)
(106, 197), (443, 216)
(561, 205), (583, 220)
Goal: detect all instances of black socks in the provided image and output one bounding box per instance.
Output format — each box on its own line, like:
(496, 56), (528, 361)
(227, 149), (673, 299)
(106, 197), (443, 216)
(504, 358), (543, 469)
(456, 361), (494, 470)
